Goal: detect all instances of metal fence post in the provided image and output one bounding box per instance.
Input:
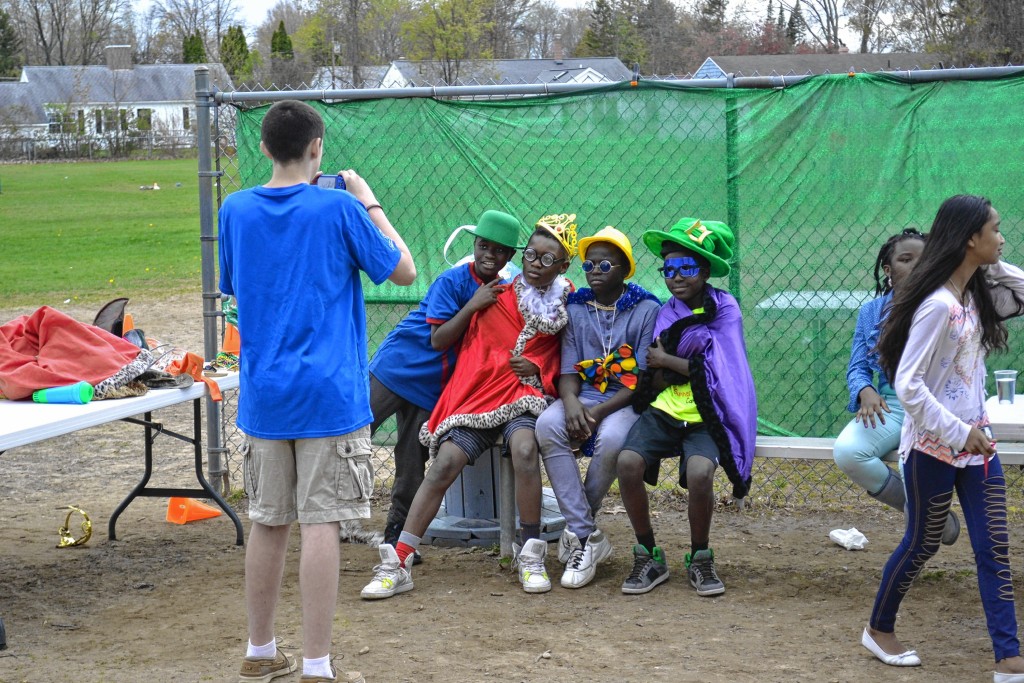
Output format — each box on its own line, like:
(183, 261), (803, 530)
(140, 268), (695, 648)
(195, 66), (228, 495)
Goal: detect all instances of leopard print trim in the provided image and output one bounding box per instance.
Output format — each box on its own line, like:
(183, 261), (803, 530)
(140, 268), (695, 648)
(93, 349), (154, 400)
(419, 395), (549, 457)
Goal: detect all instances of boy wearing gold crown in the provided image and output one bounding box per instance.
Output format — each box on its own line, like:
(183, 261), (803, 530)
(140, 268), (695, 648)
(616, 217), (757, 597)
(360, 214), (577, 598)
(536, 226), (661, 589)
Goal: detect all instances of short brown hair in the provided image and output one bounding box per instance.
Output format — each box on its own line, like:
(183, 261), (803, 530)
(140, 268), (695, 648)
(260, 100), (325, 163)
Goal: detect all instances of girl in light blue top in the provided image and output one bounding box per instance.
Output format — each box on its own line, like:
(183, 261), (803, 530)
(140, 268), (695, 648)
(833, 229), (959, 544)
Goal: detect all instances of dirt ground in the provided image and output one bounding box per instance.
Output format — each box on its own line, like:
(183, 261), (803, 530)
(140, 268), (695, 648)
(1, 294), (1021, 683)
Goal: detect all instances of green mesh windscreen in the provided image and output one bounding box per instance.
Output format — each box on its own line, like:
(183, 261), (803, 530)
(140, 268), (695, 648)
(227, 74), (1024, 438)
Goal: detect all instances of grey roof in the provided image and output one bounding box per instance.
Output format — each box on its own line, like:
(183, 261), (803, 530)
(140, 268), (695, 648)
(390, 58), (632, 85)
(695, 53), (951, 78)
(0, 64), (233, 124)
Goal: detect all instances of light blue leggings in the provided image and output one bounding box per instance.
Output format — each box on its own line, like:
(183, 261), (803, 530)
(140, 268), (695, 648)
(833, 395), (905, 495)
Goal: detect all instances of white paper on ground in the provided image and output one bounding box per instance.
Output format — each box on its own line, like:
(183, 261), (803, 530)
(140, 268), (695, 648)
(829, 527), (868, 550)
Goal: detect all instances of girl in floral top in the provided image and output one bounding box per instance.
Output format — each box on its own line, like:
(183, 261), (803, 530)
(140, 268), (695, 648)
(863, 195), (1024, 683)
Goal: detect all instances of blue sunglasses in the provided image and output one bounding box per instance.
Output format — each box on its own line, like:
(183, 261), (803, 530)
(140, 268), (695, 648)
(659, 257), (701, 279)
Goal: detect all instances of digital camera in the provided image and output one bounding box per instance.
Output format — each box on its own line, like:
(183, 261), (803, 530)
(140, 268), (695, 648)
(316, 174), (346, 190)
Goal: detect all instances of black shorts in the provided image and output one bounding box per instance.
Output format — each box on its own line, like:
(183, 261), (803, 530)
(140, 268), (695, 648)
(621, 407), (720, 472)
(439, 414), (537, 465)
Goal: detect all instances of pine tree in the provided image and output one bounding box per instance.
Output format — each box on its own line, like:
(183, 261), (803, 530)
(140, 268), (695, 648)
(767, 0), (775, 24)
(219, 25), (250, 79)
(787, 2), (805, 44)
(0, 9), (21, 78)
(576, 0), (616, 56)
(182, 31), (207, 63)
(271, 21), (294, 60)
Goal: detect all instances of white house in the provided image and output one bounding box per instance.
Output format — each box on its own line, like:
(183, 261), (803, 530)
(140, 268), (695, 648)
(0, 46), (233, 153)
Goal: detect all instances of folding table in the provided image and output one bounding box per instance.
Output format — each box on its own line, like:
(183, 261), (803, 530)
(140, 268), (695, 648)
(0, 373), (244, 545)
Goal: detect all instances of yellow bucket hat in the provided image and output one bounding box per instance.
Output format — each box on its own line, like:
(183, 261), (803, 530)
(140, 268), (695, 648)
(577, 226), (636, 279)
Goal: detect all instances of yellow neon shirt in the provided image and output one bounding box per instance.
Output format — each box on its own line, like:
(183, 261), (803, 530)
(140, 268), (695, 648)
(649, 307), (703, 423)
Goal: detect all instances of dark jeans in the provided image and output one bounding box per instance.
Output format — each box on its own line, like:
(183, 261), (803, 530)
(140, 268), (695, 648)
(369, 374), (431, 533)
(869, 449), (1020, 661)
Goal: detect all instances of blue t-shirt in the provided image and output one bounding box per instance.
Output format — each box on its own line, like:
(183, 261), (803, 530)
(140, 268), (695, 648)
(218, 183), (401, 439)
(370, 262), (488, 411)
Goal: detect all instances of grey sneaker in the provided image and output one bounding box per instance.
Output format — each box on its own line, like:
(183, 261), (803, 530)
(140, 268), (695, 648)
(685, 548), (725, 596)
(360, 543), (413, 600)
(621, 544), (669, 594)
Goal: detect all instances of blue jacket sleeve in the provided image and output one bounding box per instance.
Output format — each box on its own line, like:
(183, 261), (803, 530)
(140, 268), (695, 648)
(846, 301), (877, 412)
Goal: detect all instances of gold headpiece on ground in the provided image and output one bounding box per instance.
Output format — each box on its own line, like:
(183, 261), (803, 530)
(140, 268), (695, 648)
(57, 505), (92, 548)
(535, 213), (579, 260)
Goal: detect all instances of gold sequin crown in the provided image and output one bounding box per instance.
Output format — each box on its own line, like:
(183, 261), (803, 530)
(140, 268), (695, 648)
(535, 213), (579, 259)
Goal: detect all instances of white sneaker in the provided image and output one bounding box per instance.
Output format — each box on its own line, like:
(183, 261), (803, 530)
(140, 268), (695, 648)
(560, 529), (613, 589)
(561, 539), (595, 589)
(587, 528), (614, 564)
(557, 528), (577, 564)
(360, 543), (414, 600)
(513, 538), (552, 593)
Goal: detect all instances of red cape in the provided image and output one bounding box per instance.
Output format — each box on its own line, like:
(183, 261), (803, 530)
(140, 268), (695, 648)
(423, 282), (564, 448)
(0, 306), (143, 400)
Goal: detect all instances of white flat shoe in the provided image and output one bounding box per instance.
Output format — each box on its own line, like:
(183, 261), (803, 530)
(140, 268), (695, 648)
(994, 673), (1024, 682)
(861, 628), (921, 667)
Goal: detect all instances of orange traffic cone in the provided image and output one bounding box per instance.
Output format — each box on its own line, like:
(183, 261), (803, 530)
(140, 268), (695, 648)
(166, 497), (222, 524)
(223, 322), (241, 354)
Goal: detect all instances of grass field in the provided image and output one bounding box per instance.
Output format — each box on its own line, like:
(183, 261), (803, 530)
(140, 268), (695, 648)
(0, 158), (204, 306)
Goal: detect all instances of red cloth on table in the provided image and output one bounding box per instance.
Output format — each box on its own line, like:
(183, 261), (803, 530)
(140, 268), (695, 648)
(0, 306), (142, 400)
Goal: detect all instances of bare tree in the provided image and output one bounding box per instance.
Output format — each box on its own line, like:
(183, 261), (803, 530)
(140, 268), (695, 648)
(779, 0), (842, 52)
(844, 0), (891, 53)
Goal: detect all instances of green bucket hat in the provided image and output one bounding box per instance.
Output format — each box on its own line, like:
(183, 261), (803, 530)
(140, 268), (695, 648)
(464, 210), (524, 249)
(641, 217), (734, 278)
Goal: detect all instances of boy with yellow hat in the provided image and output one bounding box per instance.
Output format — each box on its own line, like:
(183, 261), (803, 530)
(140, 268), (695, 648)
(536, 226), (661, 589)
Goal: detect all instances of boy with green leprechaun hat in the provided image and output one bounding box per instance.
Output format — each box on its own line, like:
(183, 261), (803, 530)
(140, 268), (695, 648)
(615, 216), (757, 596)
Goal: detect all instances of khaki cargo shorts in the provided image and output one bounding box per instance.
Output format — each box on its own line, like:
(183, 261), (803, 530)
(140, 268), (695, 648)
(242, 426), (373, 525)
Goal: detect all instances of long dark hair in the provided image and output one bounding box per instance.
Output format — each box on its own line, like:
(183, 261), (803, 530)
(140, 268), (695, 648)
(877, 194), (1009, 383)
(873, 228), (926, 296)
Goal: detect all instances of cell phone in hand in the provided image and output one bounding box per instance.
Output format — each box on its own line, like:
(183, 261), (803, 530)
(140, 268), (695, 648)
(315, 174), (346, 190)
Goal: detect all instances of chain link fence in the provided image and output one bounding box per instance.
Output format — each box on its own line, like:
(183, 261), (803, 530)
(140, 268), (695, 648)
(204, 68), (1024, 509)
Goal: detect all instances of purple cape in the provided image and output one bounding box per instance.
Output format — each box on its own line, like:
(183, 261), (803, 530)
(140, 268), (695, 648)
(646, 286), (757, 498)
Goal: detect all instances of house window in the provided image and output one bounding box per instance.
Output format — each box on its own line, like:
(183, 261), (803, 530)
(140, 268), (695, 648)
(47, 111), (61, 134)
(119, 109), (128, 131)
(137, 108), (152, 130)
(77, 110), (85, 134)
(182, 107), (190, 130)
(95, 110), (104, 134)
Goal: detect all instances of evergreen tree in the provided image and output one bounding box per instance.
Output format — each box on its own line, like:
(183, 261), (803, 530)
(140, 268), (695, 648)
(767, 0), (774, 24)
(576, 0), (616, 56)
(0, 9), (21, 78)
(698, 0), (727, 31)
(271, 21), (294, 60)
(787, 1), (805, 44)
(182, 31), (207, 63)
(219, 25), (251, 79)
(776, 6), (786, 37)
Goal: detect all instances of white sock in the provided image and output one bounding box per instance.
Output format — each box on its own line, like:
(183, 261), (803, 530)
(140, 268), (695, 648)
(303, 653), (333, 677)
(247, 638), (277, 658)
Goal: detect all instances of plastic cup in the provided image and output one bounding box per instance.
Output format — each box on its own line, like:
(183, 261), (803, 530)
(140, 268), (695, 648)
(994, 370), (1018, 405)
(32, 381), (94, 404)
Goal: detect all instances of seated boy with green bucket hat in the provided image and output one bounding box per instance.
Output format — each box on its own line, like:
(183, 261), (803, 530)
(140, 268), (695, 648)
(367, 209), (523, 564)
(615, 217), (757, 596)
